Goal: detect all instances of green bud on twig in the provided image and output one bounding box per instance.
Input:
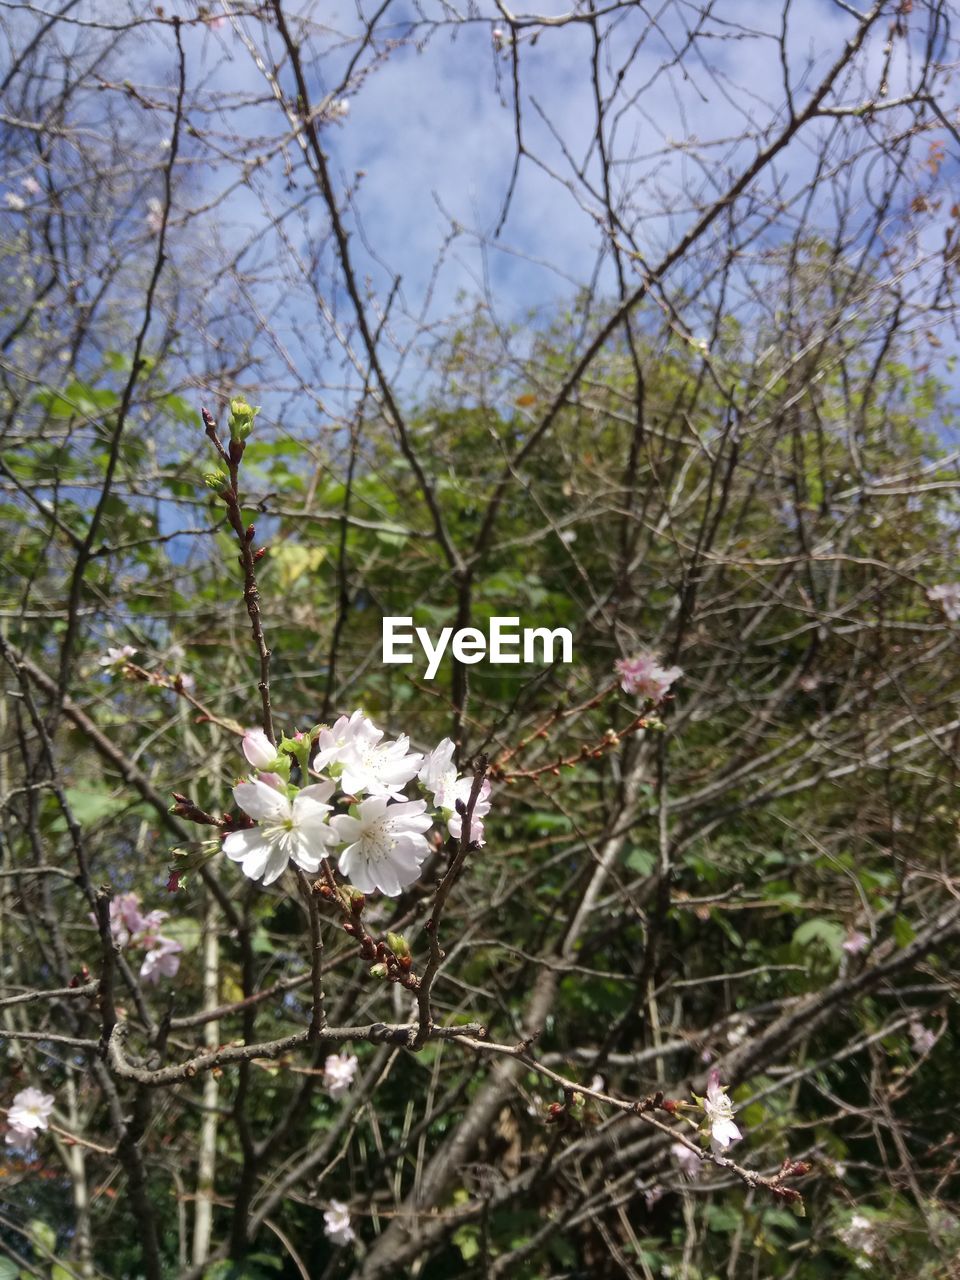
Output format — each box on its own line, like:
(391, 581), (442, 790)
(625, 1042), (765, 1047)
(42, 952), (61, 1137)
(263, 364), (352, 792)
(228, 397), (260, 441)
(386, 931), (410, 959)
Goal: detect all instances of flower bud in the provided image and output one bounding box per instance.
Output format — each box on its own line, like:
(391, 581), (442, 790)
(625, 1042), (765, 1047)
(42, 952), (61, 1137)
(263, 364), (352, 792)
(341, 885), (366, 913)
(242, 727), (277, 770)
(386, 931), (410, 959)
(369, 962), (388, 979)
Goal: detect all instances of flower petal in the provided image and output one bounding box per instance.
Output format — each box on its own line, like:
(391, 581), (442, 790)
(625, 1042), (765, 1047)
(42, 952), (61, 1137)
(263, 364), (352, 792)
(223, 829), (265, 863)
(234, 779), (290, 823)
(338, 843), (377, 893)
(261, 845), (290, 886)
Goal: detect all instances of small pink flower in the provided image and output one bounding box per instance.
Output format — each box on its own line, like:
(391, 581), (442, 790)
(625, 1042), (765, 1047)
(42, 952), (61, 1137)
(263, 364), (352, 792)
(615, 652), (682, 702)
(140, 937), (182, 985)
(21, 176), (41, 197)
(671, 1141), (701, 1178)
(842, 929), (869, 955)
(644, 1184), (665, 1210)
(909, 1020), (936, 1055)
(109, 893), (147, 946)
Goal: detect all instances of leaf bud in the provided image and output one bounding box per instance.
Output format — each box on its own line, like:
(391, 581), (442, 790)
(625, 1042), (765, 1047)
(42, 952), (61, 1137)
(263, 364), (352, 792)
(386, 931), (410, 959)
(228, 396), (259, 441)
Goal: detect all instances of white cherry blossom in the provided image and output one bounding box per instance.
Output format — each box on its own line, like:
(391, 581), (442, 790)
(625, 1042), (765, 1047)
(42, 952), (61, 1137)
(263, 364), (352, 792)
(447, 778), (491, 845)
(6, 1087), (54, 1147)
(223, 779), (336, 885)
(419, 738), (492, 844)
(323, 1053), (358, 1097)
(323, 1199), (355, 1246)
(702, 1070), (741, 1152)
(928, 582), (960, 622)
(336, 719), (423, 800)
(312, 709), (372, 771)
(98, 644), (136, 668)
(329, 796), (432, 896)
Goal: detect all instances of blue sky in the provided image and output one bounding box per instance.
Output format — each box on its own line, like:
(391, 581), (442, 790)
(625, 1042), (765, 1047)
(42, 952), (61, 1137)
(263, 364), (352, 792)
(38, 0), (956, 433)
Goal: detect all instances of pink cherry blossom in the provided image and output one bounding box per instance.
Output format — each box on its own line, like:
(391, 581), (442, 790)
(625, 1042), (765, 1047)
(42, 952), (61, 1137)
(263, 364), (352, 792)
(842, 929), (869, 955)
(909, 1020), (936, 1055)
(140, 937), (183, 984)
(615, 652), (682, 701)
(671, 1140), (701, 1178)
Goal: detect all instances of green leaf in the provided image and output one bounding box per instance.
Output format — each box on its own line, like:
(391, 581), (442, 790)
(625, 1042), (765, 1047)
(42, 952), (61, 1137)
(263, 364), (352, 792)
(625, 846), (655, 875)
(162, 916), (201, 952)
(452, 1226), (481, 1262)
(58, 787), (139, 828)
(28, 1218), (55, 1254)
(704, 1204), (741, 1233)
(792, 918), (845, 961)
(893, 915), (916, 948)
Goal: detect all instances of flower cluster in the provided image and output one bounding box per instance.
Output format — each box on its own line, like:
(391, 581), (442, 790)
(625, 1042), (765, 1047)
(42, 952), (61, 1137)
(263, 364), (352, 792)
(109, 892), (183, 985)
(5, 1086), (54, 1150)
(223, 715), (491, 897)
(615, 652), (683, 702)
